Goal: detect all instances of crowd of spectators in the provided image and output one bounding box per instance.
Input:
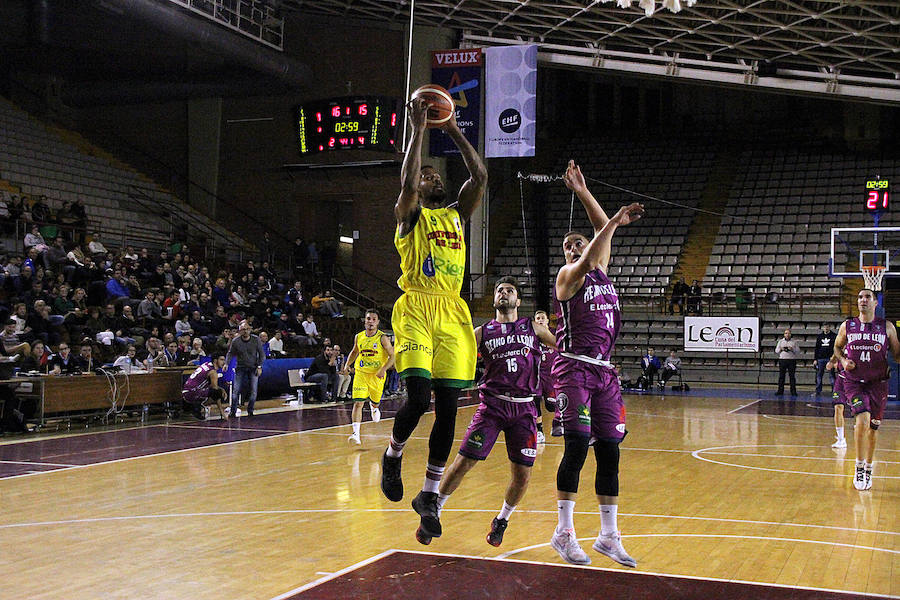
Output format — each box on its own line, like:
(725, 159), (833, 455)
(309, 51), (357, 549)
(0, 222), (349, 376)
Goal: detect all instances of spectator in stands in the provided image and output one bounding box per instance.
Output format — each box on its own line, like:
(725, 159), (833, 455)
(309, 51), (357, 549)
(20, 340), (48, 373)
(88, 233), (107, 260)
(71, 198), (87, 244)
(7, 195), (25, 226)
(212, 278), (231, 308)
(260, 232), (274, 266)
(11, 303), (31, 342)
(258, 331), (271, 358)
(113, 345), (145, 374)
(813, 323), (836, 396)
(27, 305), (55, 345)
(175, 313), (193, 338)
(75, 343), (94, 372)
(775, 329), (800, 397)
(306, 344), (337, 402)
(24, 224), (48, 253)
(312, 289), (343, 318)
(333, 343), (351, 400)
(56, 201), (80, 240)
(660, 350), (683, 389)
(688, 279), (703, 315)
(137, 289), (163, 325)
(285, 281), (305, 315)
(30, 195), (51, 224)
(225, 320), (265, 418)
(49, 342), (79, 375)
(106, 269), (132, 304)
(188, 337), (207, 363)
(640, 348), (662, 390)
(268, 330), (286, 357)
(292, 236), (308, 274)
(1, 319), (30, 357)
(669, 278), (689, 315)
(160, 340), (185, 367)
(143, 337), (165, 370)
(300, 313), (321, 345)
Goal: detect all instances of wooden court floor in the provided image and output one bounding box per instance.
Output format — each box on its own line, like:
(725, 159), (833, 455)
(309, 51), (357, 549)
(0, 392), (897, 599)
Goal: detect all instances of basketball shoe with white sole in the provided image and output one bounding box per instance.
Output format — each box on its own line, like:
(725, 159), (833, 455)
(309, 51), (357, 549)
(853, 462), (866, 490)
(864, 464), (873, 490)
(369, 401), (381, 423)
(348, 433), (361, 445)
(550, 528), (591, 565)
(592, 531), (637, 567)
(831, 438), (847, 449)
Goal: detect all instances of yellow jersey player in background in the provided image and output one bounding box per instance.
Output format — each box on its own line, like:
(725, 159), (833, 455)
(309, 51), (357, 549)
(382, 96), (487, 544)
(342, 308), (395, 445)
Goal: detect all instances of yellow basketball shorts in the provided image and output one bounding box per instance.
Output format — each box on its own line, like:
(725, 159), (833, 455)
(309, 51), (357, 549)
(391, 290), (476, 388)
(352, 371), (385, 404)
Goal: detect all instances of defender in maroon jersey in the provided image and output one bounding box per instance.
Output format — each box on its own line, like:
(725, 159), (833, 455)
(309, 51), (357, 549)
(832, 288), (900, 490)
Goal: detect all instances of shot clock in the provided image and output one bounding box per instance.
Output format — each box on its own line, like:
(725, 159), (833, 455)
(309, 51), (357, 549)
(295, 96), (401, 154)
(865, 179), (889, 212)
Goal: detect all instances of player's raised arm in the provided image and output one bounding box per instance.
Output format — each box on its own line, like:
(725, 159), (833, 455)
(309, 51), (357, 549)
(563, 160), (609, 233)
(396, 99), (429, 230)
(556, 203), (644, 300)
(441, 113), (487, 222)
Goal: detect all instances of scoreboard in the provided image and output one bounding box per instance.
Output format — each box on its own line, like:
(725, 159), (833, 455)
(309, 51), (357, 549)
(296, 96), (401, 154)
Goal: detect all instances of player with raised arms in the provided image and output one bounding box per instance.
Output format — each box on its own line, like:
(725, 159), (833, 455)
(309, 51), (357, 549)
(418, 276), (556, 546)
(550, 160), (643, 567)
(381, 92), (488, 545)
(831, 288), (900, 490)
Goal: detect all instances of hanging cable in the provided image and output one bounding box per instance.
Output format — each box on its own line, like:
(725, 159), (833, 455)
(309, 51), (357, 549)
(518, 176), (534, 289)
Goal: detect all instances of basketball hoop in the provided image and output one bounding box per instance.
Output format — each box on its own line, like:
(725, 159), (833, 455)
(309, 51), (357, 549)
(861, 265), (886, 292)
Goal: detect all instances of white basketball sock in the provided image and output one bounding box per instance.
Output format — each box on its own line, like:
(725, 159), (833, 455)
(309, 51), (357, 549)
(557, 500), (575, 532)
(836, 426), (844, 440)
(498, 501), (516, 521)
(352, 422), (360, 436)
(599, 504), (618, 536)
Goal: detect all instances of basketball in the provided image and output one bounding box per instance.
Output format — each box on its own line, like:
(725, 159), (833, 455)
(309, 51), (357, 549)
(411, 84), (454, 127)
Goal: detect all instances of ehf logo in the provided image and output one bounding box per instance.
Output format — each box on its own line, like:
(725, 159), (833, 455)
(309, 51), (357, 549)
(499, 108), (521, 133)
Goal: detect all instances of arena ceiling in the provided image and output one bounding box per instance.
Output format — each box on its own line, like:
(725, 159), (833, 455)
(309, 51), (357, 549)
(285, 0), (900, 103)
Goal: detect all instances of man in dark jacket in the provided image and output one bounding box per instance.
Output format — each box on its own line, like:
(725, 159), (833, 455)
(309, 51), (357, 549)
(813, 323), (836, 396)
(306, 344), (337, 403)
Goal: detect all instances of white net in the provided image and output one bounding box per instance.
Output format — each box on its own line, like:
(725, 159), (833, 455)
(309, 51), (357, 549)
(861, 266), (886, 292)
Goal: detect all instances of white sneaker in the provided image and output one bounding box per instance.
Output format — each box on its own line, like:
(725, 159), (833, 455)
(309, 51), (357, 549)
(536, 430), (546, 444)
(831, 438), (847, 449)
(369, 402), (381, 423)
(592, 531), (637, 567)
(853, 463), (866, 490)
(348, 433), (361, 445)
(864, 465), (873, 490)
(550, 528), (591, 565)
(234, 408), (242, 418)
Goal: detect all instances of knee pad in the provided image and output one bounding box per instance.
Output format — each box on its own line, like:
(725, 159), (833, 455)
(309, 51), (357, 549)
(556, 433), (590, 494)
(593, 439), (620, 497)
(870, 419), (881, 431)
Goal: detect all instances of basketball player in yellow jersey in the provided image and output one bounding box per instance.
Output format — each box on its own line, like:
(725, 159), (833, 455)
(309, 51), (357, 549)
(382, 97), (487, 542)
(342, 308), (394, 446)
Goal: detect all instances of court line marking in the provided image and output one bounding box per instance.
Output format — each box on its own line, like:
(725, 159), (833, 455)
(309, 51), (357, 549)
(693, 444), (900, 478)
(0, 509), (896, 538)
(701, 451), (900, 465)
(381, 549), (900, 599)
(0, 460), (77, 467)
(0, 403), (485, 481)
(497, 533), (900, 558)
(269, 549), (397, 600)
(727, 399), (761, 414)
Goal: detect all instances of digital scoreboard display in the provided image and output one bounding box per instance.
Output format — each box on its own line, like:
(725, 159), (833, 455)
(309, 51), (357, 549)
(865, 179), (889, 212)
(295, 96), (401, 154)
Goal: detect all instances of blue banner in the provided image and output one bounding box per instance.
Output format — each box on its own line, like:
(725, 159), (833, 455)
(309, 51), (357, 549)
(429, 48), (482, 157)
(485, 45), (537, 158)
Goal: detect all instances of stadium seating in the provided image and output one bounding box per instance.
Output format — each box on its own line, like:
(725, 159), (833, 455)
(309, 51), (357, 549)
(0, 98), (253, 258)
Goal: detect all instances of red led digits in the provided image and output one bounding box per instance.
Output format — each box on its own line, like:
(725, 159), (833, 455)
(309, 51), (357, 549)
(316, 112), (322, 121)
(868, 190), (879, 210)
(331, 106), (340, 118)
(391, 112), (397, 126)
(359, 104), (367, 116)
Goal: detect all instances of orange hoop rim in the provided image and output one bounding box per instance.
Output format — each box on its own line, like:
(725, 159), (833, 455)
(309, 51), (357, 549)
(861, 265), (886, 273)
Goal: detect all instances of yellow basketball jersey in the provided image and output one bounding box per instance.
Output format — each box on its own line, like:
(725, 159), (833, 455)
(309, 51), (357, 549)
(355, 329), (389, 373)
(394, 206), (466, 294)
